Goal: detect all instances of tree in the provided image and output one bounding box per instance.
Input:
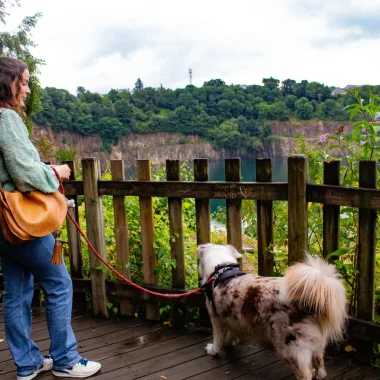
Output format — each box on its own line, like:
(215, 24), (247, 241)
(285, 95), (297, 111)
(305, 82), (331, 102)
(107, 89), (120, 103)
(55, 108), (72, 130)
(96, 117), (124, 145)
(295, 97), (313, 120)
(203, 79), (226, 87)
(76, 86), (86, 98)
(134, 78), (144, 91)
(294, 80), (308, 98)
(281, 79), (296, 95)
(322, 99), (338, 119)
(269, 101), (289, 121)
(0, 1), (44, 130)
(115, 98), (135, 131)
(262, 77), (280, 91)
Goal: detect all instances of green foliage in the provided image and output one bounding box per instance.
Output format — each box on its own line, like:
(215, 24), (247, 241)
(54, 148), (76, 163)
(295, 97), (313, 120)
(32, 74), (379, 152)
(0, 1), (44, 131)
(134, 78), (144, 91)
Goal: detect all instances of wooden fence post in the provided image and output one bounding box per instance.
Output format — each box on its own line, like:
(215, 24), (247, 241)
(256, 158), (274, 276)
(137, 160), (160, 321)
(166, 160), (185, 325)
(225, 159), (243, 266)
(64, 160), (86, 311)
(357, 161), (377, 321)
(82, 158), (109, 318)
(354, 160), (377, 363)
(194, 159), (211, 246)
(323, 160), (340, 259)
(288, 155), (308, 264)
(194, 159), (211, 327)
(111, 159), (133, 317)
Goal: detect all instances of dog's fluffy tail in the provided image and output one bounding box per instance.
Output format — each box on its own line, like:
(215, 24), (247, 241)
(283, 254), (347, 342)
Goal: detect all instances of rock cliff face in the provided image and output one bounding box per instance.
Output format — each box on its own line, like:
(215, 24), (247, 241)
(32, 120), (351, 171)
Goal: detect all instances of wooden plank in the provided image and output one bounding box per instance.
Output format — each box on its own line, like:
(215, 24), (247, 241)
(256, 158), (274, 276)
(65, 179), (380, 210)
(225, 159), (243, 266)
(83, 333), (211, 380)
(82, 158), (109, 318)
(194, 159), (211, 327)
(62, 180), (83, 196)
(166, 160), (186, 326)
(111, 160), (133, 317)
(348, 316), (380, 342)
(185, 346), (277, 380)
(357, 160), (377, 321)
(0, 322), (153, 375)
(66, 203), (86, 311)
(140, 341), (266, 380)
(98, 180), (289, 200)
(288, 155), (308, 264)
(307, 183), (380, 209)
(63, 160), (81, 228)
(137, 160), (160, 321)
(194, 159), (211, 246)
(237, 358), (293, 380)
(166, 160), (185, 289)
(323, 160), (340, 259)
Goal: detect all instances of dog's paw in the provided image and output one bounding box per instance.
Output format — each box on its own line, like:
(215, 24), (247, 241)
(206, 343), (220, 356)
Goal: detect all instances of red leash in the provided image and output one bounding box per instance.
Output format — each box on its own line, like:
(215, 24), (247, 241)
(52, 167), (212, 299)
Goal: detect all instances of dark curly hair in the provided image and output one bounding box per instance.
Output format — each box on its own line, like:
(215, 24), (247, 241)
(0, 57), (28, 108)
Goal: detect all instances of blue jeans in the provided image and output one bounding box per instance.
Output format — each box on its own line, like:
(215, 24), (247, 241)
(0, 232), (80, 376)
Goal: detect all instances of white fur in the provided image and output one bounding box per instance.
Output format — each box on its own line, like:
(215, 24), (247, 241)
(197, 244), (347, 380)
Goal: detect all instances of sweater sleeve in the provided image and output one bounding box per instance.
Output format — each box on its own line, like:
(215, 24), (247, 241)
(0, 110), (59, 193)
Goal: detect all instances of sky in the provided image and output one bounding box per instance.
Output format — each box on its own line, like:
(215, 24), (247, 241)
(2, 0), (380, 95)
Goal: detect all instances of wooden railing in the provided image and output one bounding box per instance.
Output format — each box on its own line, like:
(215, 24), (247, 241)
(0, 155), (379, 358)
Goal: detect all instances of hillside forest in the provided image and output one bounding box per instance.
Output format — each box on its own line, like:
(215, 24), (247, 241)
(32, 77), (380, 152)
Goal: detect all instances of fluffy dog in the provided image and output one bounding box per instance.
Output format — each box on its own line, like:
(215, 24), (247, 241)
(198, 243), (347, 380)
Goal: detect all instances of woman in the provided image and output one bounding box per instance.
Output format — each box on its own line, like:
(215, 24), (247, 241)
(0, 57), (101, 379)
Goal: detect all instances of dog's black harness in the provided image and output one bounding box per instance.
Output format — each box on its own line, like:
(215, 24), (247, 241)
(201, 263), (246, 315)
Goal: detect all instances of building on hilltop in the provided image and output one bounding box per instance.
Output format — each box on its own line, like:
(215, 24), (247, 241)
(331, 84), (362, 95)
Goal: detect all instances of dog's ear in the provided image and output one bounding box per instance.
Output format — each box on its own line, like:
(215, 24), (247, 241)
(228, 245), (243, 259)
(197, 244), (207, 259)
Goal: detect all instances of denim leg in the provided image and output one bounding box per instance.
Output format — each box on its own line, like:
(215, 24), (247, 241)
(1, 254), (44, 375)
(0, 233), (80, 372)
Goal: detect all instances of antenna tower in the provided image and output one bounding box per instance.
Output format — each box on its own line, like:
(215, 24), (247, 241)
(189, 68), (192, 85)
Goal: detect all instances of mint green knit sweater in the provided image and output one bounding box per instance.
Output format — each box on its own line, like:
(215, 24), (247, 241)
(0, 108), (59, 193)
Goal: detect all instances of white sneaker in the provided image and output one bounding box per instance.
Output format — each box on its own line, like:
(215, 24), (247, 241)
(52, 358), (101, 378)
(17, 356), (53, 380)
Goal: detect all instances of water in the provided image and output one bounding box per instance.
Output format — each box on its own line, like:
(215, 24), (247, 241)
(208, 158), (288, 214)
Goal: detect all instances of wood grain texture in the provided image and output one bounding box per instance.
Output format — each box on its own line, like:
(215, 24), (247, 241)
(111, 160), (133, 317)
(82, 158), (109, 318)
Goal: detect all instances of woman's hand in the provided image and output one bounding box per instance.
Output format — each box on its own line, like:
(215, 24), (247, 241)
(55, 164), (71, 180)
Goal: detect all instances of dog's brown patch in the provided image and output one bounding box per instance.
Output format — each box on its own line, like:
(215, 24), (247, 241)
(221, 301), (235, 318)
(241, 285), (262, 316)
(233, 289), (240, 298)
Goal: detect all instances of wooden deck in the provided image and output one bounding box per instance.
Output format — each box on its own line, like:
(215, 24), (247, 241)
(1, 309), (380, 380)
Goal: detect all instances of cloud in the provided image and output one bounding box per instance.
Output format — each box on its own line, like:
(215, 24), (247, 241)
(5, 0), (380, 93)
(292, 0), (380, 46)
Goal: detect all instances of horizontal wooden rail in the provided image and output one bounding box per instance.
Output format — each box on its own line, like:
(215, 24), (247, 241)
(97, 180), (288, 200)
(63, 181), (380, 210)
(308, 184), (380, 210)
